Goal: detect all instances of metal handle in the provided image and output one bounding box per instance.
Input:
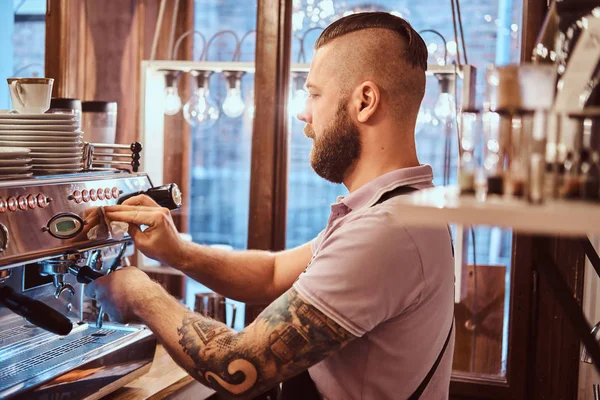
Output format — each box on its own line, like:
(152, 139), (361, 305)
(227, 303), (237, 329)
(117, 183), (182, 210)
(0, 286), (72, 336)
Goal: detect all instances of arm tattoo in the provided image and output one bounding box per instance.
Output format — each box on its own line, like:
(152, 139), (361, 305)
(177, 288), (355, 398)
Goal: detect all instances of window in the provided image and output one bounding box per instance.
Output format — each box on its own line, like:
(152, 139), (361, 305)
(286, 0), (522, 378)
(0, 0), (46, 110)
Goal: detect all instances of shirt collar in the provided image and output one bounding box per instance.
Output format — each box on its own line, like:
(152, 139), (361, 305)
(340, 165), (433, 211)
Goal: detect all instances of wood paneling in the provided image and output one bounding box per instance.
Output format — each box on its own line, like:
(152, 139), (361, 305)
(247, 0), (292, 253)
(45, 0), (86, 98)
(453, 265), (506, 375)
(529, 236), (585, 399)
(244, 0), (293, 326)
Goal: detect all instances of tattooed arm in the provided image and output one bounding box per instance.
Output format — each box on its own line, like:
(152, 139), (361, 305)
(133, 281), (355, 399)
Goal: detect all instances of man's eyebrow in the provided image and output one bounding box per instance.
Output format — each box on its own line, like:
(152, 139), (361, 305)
(305, 82), (317, 90)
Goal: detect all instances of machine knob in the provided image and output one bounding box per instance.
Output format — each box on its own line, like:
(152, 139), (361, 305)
(0, 224), (8, 253)
(117, 183), (182, 210)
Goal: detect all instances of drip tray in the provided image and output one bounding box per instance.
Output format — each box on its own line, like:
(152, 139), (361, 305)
(0, 320), (154, 399)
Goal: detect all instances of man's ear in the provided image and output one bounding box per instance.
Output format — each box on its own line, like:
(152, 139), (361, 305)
(350, 81), (380, 123)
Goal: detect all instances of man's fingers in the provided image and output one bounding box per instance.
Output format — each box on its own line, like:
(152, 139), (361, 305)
(127, 223), (144, 241)
(122, 195), (160, 208)
(104, 209), (160, 227)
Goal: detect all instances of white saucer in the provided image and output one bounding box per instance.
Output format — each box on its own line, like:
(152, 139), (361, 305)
(31, 162), (83, 169)
(0, 130), (82, 137)
(0, 135), (83, 142)
(0, 158), (32, 166)
(0, 111), (77, 120)
(30, 152), (82, 158)
(0, 147), (30, 158)
(32, 167), (83, 174)
(0, 124), (79, 131)
(0, 165), (32, 173)
(0, 118), (78, 125)
(31, 156), (81, 164)
(0, 172), (33, 180)
(0, 140), (82, 148)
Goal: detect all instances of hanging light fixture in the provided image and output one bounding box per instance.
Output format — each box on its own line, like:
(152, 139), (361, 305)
(222, 71), (246, 118)
(183, 71), (219, 128)
(434, 74), (456, 121)
(289, 72), (308, 118)
(161, 70), (183, 116)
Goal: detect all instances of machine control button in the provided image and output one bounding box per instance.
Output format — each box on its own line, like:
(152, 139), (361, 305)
(111, 187), (119, 199)
(0, 223), (9, 252)
(27, 195), (36, 209)
(71, 190), (82, 204)
(17, 196), (27, 211)
(7, 197), (17, 212)
(89, 189), (97, 201)
(97, 188), (105, 200)
(37, 193), (50, 208)
(0, 198), (6, 213)
(82, 190), (90, 203)
(104, 188), (112, 199)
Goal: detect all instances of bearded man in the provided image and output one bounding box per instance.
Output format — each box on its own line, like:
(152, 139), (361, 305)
(89, 11), (455, 400)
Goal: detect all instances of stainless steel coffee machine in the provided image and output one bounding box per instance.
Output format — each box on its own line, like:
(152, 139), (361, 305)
(0, 171), (180, 399)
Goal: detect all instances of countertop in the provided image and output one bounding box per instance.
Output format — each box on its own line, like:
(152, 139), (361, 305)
(107, 344), (215, 400)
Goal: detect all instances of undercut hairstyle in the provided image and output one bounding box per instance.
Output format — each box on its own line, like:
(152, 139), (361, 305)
(315, 12), (427, 72)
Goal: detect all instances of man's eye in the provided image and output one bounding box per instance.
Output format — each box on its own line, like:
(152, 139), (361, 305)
(308, 94), (318, 99)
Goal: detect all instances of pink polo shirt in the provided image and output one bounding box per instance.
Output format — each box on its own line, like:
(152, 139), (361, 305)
(293, 165), (455, 400)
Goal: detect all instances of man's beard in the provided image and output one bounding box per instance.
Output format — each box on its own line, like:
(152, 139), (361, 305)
(303, 100), (361, 184)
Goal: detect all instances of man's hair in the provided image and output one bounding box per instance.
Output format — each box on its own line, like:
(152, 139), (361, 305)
(315, 12), (427, 72)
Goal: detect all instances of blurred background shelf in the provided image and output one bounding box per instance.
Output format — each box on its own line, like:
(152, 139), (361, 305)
(392, 186), (600, 236)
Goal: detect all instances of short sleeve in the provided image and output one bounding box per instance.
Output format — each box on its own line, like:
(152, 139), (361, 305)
(293, 213), (426, 337)
(310, 229), (326, 254)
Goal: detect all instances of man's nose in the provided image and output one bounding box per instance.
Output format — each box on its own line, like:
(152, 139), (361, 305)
(296, 107), (311, 123)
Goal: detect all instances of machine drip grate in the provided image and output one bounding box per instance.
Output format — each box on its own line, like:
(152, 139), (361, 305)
(0, 326), (32, 343)
(0, 329), (115, 382)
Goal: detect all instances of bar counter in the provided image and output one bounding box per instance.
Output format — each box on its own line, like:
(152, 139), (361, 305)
(107, 344), (216, 399)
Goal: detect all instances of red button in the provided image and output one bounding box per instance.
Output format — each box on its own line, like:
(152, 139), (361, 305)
(27, 195), (36, 209)
(112, 187), (119, 199)
(82, 190), (90, 203)
(0, 198), (6, 213)
(72, 190), (82, 204)
(7, 197), (17, 212)
(17, 196), (27, 211)
(97, 188), (105, 200)
(89, 189), (97, 201)
(104, 188), (112, 199)
(37, 193), (49, 208)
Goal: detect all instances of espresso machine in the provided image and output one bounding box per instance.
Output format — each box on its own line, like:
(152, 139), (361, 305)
(0, 169), (181, 399)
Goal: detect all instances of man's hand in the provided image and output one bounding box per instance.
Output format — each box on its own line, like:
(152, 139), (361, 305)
(104, 195), (184, 266)
(84, 266), (156, 323)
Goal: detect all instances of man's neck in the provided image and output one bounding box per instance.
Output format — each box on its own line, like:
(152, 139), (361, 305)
(343, 154), (420, 193)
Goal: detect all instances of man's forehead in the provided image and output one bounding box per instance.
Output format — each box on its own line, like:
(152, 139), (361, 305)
(305, 47), (330, 88)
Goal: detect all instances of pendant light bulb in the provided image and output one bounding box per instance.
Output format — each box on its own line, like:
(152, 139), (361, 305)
(162, 70), (182, 116)
(222, 71), (246, 118)
(434, 75), (456, 121)
(183, 71), (219, 129)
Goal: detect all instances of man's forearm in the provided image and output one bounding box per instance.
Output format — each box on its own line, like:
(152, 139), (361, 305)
(132, 282), (274, 399)
(170, 240), (278, 304)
